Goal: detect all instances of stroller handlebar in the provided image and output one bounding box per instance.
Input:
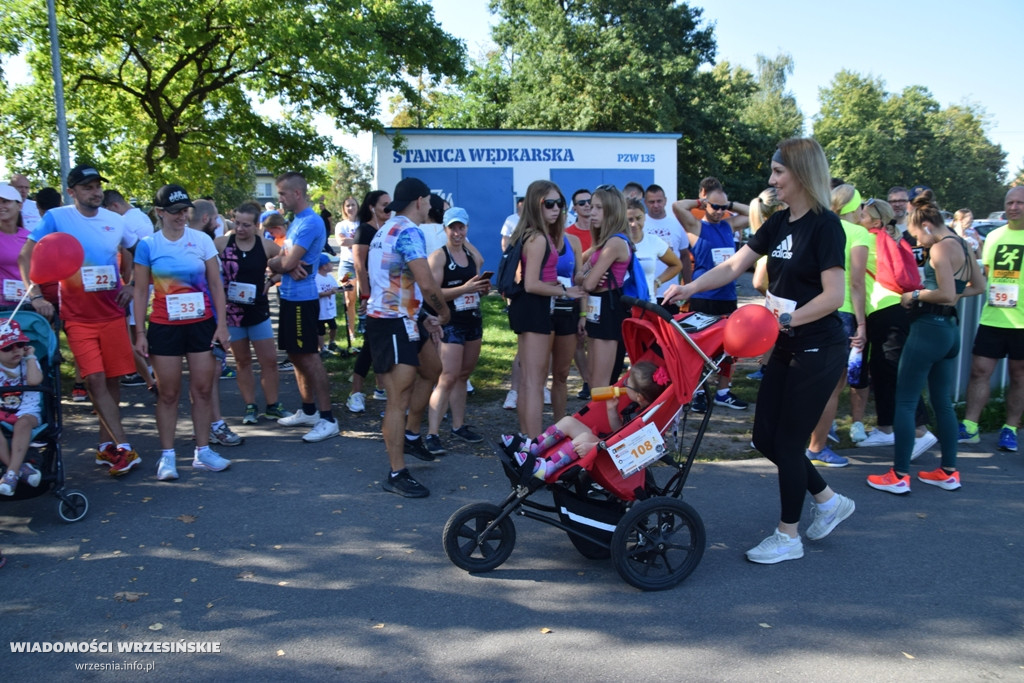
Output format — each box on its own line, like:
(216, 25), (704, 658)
(621, 295), (674, 322)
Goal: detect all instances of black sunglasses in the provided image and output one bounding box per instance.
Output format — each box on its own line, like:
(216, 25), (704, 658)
(542, 198), (565, 210)
(162, 206), (188, 215)
(574, 199), (591, 207)
(595, 184), (617, 192)
(708, 203), (729, 211)
(1, 342), (27, 353)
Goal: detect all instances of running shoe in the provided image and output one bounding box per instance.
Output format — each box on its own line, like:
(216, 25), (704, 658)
(499, 433), (527, 458)
(18, 462), (41, 487)
(119, 373), (146, 387)
(917, 467), (962, 490)
(242, 404), (259, 425)
(157, 454), (179, 481)
(95, 443), (119, 469)
(451, 425), (483, 443)
(404, 436), (435, 462)
(806, 447), (849, 468)
(689, 391), (707, 414)
(746, 367), (764, 380)
(805, 494), (856, 541)
(220, 366), (237, 380)
(911, 430), (937, 460)
(346, 392), (366, 414)
(192, 446), (230, 472)
(859, 429), (895, 447)
(850, 421), (867, 443)
(714, 391), (747, 410)
(278, 360), (294, 372)
(327, 342), (341, 353)
(277, 409), (319, 427)
(958, 422), (979, 444)
(0, 470), (18, 496)
(263, 402), (293, 420)
(866, 468), (911, 494)
(382, 469), (429, 498)
(424, 434), (447, 457)
(745, 530), (804, 564)
(109, 447), (141, 477)
(72, 383), (88, 402)
(466, 379), (475, 395)
(577, 384), (591, 401)
(372, 389), (387, 401)
(503, 390), (518, 410)
(210, 422), (244, 447)
(998, 427), (1018, 452)
(827, 422), (840, 443)
(302, 418), (340, 443)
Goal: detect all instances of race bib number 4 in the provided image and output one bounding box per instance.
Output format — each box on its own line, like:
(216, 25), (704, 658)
(81, 265), (117, 292)
(227, 281), (258, 304)
(166, 292), (205, 321)
(988, 283), (1018, 308)
(607, 423), (666, 477)
(3, 279), (25, 300)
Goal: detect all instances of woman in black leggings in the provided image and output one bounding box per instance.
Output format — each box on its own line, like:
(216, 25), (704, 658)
(666, 137), (856, 564)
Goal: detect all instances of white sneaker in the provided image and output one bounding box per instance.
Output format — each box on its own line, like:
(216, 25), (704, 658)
(192, 447), (231, 472)
(303, 418), (340, 443)
(543, 387), (551, 405)
(859, 429), (895, 447)
(466, 379), (474, 394)
(850, 421), (867, 442)
(503, 390), (517, 410)
(911, 430), (937, 460)
(372, 389), (387, 401)
(157, 454), (179, 481)
(278, 409), (319, 427)
(346, 392), (366, 414)
(745, 530), (804, 564)
(805, 494), (855, 541)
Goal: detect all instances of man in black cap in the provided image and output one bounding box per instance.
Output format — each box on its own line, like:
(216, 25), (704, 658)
(18, 163), (142, 476)
(366, 177), (450, 497)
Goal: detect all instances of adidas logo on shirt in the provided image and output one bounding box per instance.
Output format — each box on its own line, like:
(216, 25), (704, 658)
(771, 234), (794, 260)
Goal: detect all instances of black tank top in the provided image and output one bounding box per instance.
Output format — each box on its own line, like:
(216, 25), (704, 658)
(425, 244), (480, 325)
(221, 235), (270, 327)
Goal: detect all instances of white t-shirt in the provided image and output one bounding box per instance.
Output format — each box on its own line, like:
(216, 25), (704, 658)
(316, 272), (338, 321)
(21, 199), (41, 232)
(122, 207), (155, 245)
(420, 222), (447, 257)
(334, 219), (359, 264)
(500, 213), (518, 238)
(643, 214), (688, 298)
(633, 233), (669, 302)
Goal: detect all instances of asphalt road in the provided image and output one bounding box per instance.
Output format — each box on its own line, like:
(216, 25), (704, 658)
(1, 360), (1022, 682)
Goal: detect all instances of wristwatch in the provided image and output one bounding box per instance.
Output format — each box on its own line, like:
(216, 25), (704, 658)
(779, 312), (794, 337)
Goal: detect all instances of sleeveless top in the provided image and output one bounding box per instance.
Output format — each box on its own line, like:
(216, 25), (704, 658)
(589, 237), (629, 290)
(426, 244), (481, 327)
(554, 235), (576, 313)
(923, 235), (970, 295)
(690, 220), (737, 301)
(521, 233), (558, 283)
(221, 234), (270, 327)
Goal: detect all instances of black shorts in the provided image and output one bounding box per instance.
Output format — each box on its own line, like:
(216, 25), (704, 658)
(508, 293), (552, 335)
(147, 318), (215, 356)
(317, 318), (338, 335)
(687, 297), (737, 317)
(585, 290), (627, 341)
(365, 316), (427, 374)
(279, 299), (320, 354)
(551, 310), (579, 337)
(441, 320), (483, 345)
(972, 324), (1024, 361)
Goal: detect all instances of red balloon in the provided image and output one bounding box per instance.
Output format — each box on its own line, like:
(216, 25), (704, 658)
(30, 232), (85, 284)
(723, 304), (778, 358)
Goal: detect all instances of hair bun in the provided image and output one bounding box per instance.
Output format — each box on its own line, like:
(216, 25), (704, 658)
(911, 189), (935, 208)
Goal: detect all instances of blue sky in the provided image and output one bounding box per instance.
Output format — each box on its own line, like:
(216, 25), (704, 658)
(411, 0), (1024, 179)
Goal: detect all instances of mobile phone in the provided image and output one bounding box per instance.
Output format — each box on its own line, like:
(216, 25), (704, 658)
(480, 271), (494, 280)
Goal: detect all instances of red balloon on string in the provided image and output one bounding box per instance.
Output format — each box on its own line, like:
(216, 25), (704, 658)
(30, 232), (85, 284)
(723, 304), (778, 358)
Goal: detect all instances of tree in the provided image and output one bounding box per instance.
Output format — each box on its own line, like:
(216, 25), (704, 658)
(0, 0), (465, 200)
(814, 71), (1006, 211)
(313, 152), (373, 219)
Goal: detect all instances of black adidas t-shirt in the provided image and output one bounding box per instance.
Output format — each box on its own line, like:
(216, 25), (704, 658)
(747, 207), (846, 350)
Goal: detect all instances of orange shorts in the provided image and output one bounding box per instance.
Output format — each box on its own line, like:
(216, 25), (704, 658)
(64, 318), (136, 379)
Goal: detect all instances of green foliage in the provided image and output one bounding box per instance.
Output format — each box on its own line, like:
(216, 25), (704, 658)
(314, 152), (374, 219)
(814, 70), (1007, 211)
(0, 0), (465, 200)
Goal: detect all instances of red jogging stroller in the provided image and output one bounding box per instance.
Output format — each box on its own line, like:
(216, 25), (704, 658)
(443, 296), (738, 591)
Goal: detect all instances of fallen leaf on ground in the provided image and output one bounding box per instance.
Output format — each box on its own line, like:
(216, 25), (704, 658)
(902, 652), (915, 659)
(148, 623), (163, 631)
(177, 514), (197, 524)
(114, 591), (147, 602)
(540, 628), (553, 634)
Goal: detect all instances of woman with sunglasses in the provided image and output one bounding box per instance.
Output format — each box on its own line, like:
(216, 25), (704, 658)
(665, 138), (856, 564)
(581, 185), (633, 390)
(507, 180), (585, 438)
(134, 184), (231, 481)
(867, 190), (985, 494)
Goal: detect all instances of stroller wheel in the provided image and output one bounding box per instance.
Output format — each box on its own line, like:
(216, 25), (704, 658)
(611, 497), (705, 591)
(57, 490), (89, 523)
(443, 503), (516, 573)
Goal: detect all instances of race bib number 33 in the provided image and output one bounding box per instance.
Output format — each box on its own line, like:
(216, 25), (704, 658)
(166, 292), (205, 321)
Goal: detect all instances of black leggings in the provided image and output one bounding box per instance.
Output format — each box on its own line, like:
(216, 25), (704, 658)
(866, 305), (928, 428)
(752, 342), (846, 524)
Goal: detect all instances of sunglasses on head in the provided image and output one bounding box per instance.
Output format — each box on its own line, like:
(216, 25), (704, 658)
(574, 198), (591, 207)
(595, 184), (616, 192)
(707, 203), (729, 211)
(542, 198), (565, 210)
(1, 342), (27, 353)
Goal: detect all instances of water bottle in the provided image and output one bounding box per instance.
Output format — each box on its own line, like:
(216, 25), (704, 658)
(847, 347), (863, 385)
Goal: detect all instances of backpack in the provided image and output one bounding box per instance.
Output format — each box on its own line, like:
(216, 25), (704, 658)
(614, 233), (651, 302)
(496, 232), (551, 299)
(867, 226), (922, 293)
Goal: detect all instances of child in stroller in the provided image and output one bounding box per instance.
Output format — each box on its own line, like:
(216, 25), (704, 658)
(0, 320), (42, 496)
(503, 361), (665, 480)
